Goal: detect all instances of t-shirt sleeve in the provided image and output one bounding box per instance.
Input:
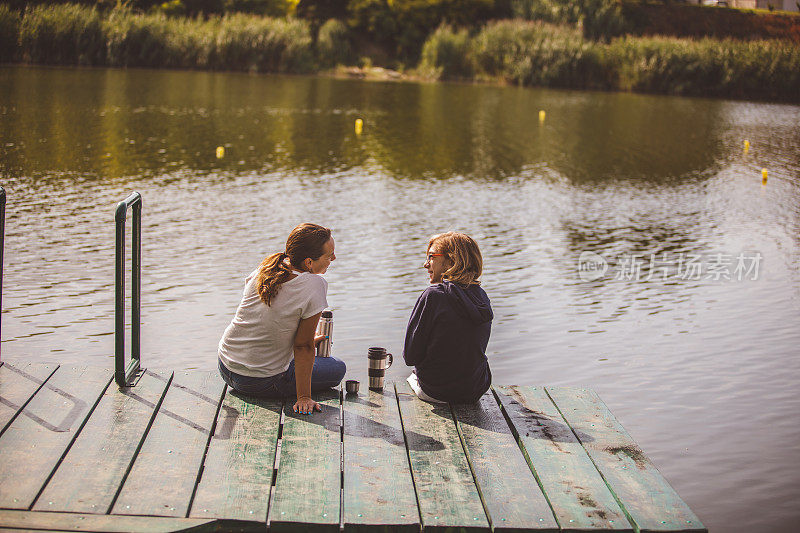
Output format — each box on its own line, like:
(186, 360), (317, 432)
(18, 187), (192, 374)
(301, 275), (329, 319)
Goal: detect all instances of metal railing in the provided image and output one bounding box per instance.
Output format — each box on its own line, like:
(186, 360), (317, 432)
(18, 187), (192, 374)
(115, 192), (143, 387)
(1, 186), (5, 364)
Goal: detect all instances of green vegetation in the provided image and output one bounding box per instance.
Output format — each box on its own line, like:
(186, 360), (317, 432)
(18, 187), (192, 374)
(419, 25), (473, 79)
(5, 4), (314, 72)
(0, 4), (20, 61)
(316, 18), (349, 67)
(0, 1), (798, 102)
(471, 20), (607, 89)
(418, 20), (799, 102)
(605, 36), (800, 101)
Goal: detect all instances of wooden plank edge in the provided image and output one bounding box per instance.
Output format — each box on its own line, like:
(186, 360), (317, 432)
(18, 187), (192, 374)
(27, 370), (114, 511)
(489, 385), (568, 532)
(494, 385), (639, 532)
(342, 382), (421, 533)
(185, 381), (229, 519)
(392, 382), (425, 531)
(0, 509), (266, 532)
(545, 385), (650, 533)
(342, 522), (420, 533)
(105, 370), (176, 514)
(255, 397), (285, 528)
(395, 381), (489, 532)
(543, 387), (707, 533)
(269, 520), (339, 533)
(0, 364), (60, 439)
(448, 403), (496, 532)
(454, 391), (560, 533)
(266, 387), (343, 532)
(193, 391), (284, 521)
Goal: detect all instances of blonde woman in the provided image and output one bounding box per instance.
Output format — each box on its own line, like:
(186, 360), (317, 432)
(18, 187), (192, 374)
(218, 223), (345, 415)
(403, 232), (493, 403)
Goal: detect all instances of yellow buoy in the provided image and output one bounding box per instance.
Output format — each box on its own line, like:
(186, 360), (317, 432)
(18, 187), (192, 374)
(743, 140), (750, 153)
(355, 118), (363, 135)
(761, 168), (768, 183)
(216, 146), (225, 159)
(538, 110), (546, 123)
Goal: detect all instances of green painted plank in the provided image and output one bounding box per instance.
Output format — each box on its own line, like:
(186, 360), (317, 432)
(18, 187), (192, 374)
(0, 363), (58, 436)
(452, 392), (559, 532)
(546, 387), (707, 533)
(268, 389), (342, 533)
(112, 371), (225, 518)
(0, 509), (260, 533)
(0, 527), (57, 533)
(395, 381), (489, 533)
(0, 366), (112, 510)
(494, 385), (633, 532)
(342, 383), (419, 533)
(190, 390), (282, 521)
(33, 370), (173, 514)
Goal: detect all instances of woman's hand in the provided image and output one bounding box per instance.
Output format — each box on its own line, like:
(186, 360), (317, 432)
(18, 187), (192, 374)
(293, 396), (321, 415)
(314, 334), (328, 348)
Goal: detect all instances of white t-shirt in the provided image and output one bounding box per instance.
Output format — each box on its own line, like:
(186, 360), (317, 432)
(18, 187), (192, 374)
(218, 269), (328, 377)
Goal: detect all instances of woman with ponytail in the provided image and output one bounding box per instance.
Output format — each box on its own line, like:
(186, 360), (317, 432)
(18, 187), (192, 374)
(218, 223), (345, 415)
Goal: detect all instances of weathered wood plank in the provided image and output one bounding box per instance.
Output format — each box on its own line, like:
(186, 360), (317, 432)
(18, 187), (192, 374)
(112, 371), (225, 517)
(0, 509), (265, 533)
(452, 392), (559, 532)
(342, 384), (419, 533)
(0, 363), (58, 436)
(546, 387), (707, 533)
(33, 370), (173, 514)
(0, 366), (112, 509)
(494, 385), (633, 532)
(190, 390), (282, 521)
(395, 381), (489, 533)
(268, 389), (342, 533)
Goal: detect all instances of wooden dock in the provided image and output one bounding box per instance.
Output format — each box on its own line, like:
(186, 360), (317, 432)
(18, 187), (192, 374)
(0, 362), (706, 532)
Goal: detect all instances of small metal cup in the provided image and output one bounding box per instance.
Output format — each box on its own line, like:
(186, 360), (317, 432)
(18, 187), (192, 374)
(368, 347), (393, 391)
(345, 380), (360, 394)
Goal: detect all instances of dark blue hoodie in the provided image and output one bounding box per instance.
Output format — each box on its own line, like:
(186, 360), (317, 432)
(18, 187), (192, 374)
(403, 281), (493, 403)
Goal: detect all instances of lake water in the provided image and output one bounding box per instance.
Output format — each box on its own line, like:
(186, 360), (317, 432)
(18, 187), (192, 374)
(1, 65), (799, 532)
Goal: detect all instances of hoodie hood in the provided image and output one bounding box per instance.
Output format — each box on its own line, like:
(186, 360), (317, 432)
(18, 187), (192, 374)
(441, 281), (493, 324)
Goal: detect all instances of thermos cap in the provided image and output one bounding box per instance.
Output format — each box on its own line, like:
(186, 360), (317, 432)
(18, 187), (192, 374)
(321, 310), (333, 318)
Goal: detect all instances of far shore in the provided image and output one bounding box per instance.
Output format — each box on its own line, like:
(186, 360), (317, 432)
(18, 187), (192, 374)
(1, 3), (797, 104)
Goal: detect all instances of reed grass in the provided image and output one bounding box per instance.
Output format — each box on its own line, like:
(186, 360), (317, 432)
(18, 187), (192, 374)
(1, 3), (798, 102)
(316, 18), (350, 67)
(418, 24), (473, 79)
(471, 20), (609, 88)
(418, 18), (799, 101)
(3, 3), (314, 73)
(604, 36), (800, 101)
(0, 4), (19, 61)
(18, 3), (105, 65)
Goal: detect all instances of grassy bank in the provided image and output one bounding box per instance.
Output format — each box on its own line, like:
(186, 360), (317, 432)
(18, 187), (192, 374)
(1, 3), (315, 72)
(421, 20), (800, 102)
(1, 3), (798, 102)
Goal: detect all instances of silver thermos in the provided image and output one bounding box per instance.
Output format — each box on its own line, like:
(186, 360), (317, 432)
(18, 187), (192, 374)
(316, 310), (333, 357)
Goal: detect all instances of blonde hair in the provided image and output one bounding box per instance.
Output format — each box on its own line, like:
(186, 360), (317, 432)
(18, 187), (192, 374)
(256, 223), (332, 305)
(428, 232), (483, 286)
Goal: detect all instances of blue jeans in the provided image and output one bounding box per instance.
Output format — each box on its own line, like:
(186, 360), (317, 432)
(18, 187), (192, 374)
(218, 357), (346, 398)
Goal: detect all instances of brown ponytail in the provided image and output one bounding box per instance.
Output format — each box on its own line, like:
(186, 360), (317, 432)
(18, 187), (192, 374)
(256, 223), (332, 305)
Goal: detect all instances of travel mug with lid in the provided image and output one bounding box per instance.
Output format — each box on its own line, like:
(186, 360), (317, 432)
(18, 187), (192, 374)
(316, 310), (333, 357)
(368, 347), (393, 391)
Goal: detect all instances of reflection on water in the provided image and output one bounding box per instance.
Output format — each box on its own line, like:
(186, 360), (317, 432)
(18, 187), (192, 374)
(1, 66), (800, 533)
